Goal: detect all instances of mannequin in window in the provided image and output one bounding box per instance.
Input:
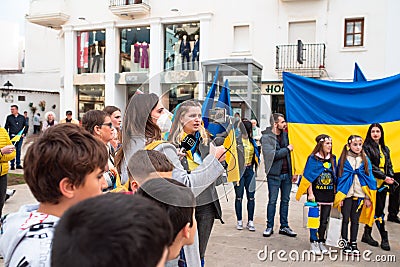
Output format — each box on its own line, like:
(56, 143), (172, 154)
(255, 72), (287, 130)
(174, 40), (181, 70)
(140, 41), (149, 69)
(179, 35), (191, 70)
(192, 34), (199, 70)
(90, 41), (102, 73)
(133, 41), (141, 64)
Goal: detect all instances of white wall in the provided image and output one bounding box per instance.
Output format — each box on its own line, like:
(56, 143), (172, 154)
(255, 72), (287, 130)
(0, 22), (20, 70)
(0, 90), (60, 133)
(19, 0), (400, 116)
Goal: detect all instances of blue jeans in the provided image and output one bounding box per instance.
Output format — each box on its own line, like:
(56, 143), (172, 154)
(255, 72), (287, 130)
(10, 137), (23, 167)
(235, 166), (255, 221)
(266, 173), (292, 228)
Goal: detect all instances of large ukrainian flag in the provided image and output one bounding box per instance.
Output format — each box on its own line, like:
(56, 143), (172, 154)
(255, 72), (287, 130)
(283, 72), (400, 175)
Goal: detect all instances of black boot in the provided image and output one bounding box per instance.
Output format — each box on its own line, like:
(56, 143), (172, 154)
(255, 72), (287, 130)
(361, 225), (379, 247)
(380, 230), (390, 251)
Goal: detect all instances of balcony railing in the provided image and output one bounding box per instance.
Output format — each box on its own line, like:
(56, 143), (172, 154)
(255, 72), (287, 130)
(110, 0), (145, 6)
(275, 43), (326, 78)
(109, 0), (150, 18)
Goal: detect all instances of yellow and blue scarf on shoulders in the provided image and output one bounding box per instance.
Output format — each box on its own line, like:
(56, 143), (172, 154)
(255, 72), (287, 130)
(333, 159), (377, 227)
(296, 155), (336, 201)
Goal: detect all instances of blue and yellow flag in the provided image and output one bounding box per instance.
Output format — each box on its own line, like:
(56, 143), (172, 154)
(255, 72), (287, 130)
(223, 125), (240, 183)
(250, 138), (260, 166)
(207, 79), (232, 137)
(307, 206), (320, 229)
(334, 159), (377, 226)
(10, 127), (25, 143)
(283, 72), (400, 174)
(218, 80), (240, 183)
(295, 155), (336, 201)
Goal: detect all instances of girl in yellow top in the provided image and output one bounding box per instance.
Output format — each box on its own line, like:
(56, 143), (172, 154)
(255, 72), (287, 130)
(234, 120), (260, 231)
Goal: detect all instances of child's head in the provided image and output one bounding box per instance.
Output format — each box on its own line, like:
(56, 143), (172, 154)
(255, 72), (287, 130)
(51, 193), (173, 267)
(312, 134), (333, 156)
(24, 124), (108, 206)
(338, 135), (369, 177)
(127, 150), (174, 190)
(137, 178), (196, 260)
(346, 135), (363, 154)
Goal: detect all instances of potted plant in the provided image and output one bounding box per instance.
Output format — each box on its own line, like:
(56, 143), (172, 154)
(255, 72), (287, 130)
(38, 100), (46, 111)
(30, 106), (37, 115)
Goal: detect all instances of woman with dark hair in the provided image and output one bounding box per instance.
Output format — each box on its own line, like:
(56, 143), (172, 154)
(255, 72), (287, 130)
(234, 120), (260, 232)
(104, 106), (122, 152)
(296, 134), (336, 255)
(82, 110), (127, 192)
(361, 123), (395, 251)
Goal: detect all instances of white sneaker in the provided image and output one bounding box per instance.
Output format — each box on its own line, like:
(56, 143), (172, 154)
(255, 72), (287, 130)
(246, 220), (256, 231)
(236, 220), (243, 230)
(319, 242), (328, 254)
(310, 241), (322, 255)
(5, 189), (16, 202)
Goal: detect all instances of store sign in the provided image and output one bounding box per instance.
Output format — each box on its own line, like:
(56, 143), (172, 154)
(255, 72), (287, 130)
(261, 82), (284, 95)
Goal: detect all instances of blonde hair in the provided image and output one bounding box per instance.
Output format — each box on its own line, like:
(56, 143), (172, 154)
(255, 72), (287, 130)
(168, 100), (209, 147)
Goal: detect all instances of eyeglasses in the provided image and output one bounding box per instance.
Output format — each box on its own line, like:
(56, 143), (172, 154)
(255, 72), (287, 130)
(100, 122), (113, 128)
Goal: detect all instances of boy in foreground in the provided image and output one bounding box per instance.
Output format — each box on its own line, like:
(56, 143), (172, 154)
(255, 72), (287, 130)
(0, 124), (108, 266)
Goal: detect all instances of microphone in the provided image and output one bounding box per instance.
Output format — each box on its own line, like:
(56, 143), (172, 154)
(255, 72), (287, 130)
(180, 134), (196, 152)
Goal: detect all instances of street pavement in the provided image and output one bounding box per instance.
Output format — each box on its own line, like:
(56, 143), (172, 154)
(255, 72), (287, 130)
(2, 165), (399, 266)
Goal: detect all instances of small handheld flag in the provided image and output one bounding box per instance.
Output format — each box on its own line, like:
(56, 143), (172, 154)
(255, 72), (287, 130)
(10, 127), (25, 144)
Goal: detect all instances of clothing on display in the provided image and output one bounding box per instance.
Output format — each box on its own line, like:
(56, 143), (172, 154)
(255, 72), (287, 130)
(180, 36), (191, 70)
(133, 42), (141, 63)
(91, 41), (103, 73)
(192, 35), (199, 70)
(140, 42), (149, 69)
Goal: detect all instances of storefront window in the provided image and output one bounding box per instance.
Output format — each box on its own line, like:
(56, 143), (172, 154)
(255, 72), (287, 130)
(120, 27), (150, 72)
(77, 86), (105, 119)
(77, 30), (106, 74)
(162, 83), (198, 111)
(164, 22), (200, 71)
(203, 61), (262, 120)
(127, 84), (149, 101)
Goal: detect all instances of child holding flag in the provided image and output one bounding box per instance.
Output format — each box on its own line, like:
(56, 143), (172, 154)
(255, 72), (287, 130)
(333, 135), (376, 256)
(296, 134), (336, 255)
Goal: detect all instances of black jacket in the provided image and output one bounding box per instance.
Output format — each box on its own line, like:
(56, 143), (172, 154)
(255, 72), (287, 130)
(4, 114), (28, 137)
(261, 127), (292, 179)
(364, 141), (394, 180)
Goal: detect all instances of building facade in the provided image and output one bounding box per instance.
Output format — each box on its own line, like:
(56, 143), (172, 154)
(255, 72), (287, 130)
(6, 0), (399, 128)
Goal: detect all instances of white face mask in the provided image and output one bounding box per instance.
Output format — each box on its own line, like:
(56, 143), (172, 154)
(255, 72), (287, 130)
(157, 110), (173, 133)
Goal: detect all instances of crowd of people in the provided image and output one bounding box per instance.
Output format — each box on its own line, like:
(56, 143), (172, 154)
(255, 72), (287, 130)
(0, 96), (399, 266)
